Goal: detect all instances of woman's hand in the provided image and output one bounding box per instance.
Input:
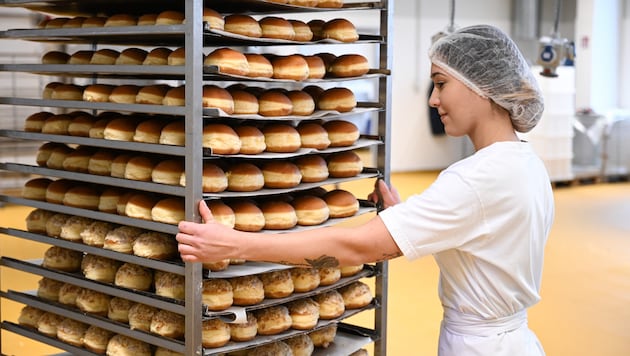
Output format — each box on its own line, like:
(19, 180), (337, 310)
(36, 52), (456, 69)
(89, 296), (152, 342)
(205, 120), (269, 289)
(368, 178), (401, 209)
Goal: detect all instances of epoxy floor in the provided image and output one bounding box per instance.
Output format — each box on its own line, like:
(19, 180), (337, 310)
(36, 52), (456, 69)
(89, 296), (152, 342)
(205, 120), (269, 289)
(1, 171), (629, 355)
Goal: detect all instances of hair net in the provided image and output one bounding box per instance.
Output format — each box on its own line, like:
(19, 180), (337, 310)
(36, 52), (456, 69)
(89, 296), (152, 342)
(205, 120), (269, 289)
(428, 25), (544, 133)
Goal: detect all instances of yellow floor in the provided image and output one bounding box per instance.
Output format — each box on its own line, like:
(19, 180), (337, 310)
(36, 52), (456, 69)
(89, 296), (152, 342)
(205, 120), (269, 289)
(1, 172), (630, 355)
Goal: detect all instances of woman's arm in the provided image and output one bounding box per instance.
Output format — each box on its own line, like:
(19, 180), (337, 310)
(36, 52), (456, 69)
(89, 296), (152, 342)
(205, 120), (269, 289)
(177, 199), (402, 268)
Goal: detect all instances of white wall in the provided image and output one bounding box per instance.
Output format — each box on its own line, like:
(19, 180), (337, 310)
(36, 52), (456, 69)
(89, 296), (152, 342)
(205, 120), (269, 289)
(389, 0), (511, 171)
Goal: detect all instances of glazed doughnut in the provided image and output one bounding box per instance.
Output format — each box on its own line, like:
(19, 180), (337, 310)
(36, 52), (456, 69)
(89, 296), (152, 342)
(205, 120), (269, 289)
(329, 54), (370, 77)
(150, 310), (185, 339)
(318, 87), (357, 112)
(229, 311), (257, 342)
(202, 278), (234, 311)
(294, 154), (329, 183)
(272, 54), (310, 81)
(261, 160), (302, 189)
(116, 48), (148, 65)
(204, 47), (249, 76)
(255, 305), (293, 335)
(114, 262), (154, 291)
(323, 119), (360, 146)
(81, 254), (122, 283)
(290, 267), (321, 292)
(229, 89), (259, 115)
(108, 296), (134, 323)
(151, 197), (185, 224)
(229, 275), (265, 306)
(313, 289), (345, 319)
(25, 208), (56, 234)
(37, 277), (64, 301)
(304, 55), (326, 79)
(322, 18), (359, 42)
(24, 111), (53, 132)
(89, 49), (120, 65)
(259, 269), (294, 298)
(289, 19), (314, 41)
(339, 280), (373, 309)
(285, 333), (315, 356)
(152, 159), (184, 185)
(82, 326), (115, 354)
(42, 246), (82, 272)
(259, 16), (295, 40)
(260, 200), (298, 230)
(324, 189), (360, 218)
(327, 150), (364, 178)
(226, 163), (264, 192)
(258, 90), (293, 117)
(298, 122), (331, 150)
(80, 221), (115, 247)
(59, 215), (93, 242)
(75, 289), (111, 316)
(234, 125), (266, 154)
(202, 85), (234, 114)
(245, 53), (274, 78)
(57, 318), (89, 347)
(224, 14), (262, 38)
(128, 303), (158, 331)
(202, 123), (241, 155)
(292, 194), (330, 225)
(106, 334), (152, 356)
(286, 90), (315, 116)
(201, 318), (231, 348)
(287, 297), (320, 330)
(262, 123), (301, 152)
(103, 225), (144, 254)
(154, 271), (185, 300)
(132, 231), (177, 260)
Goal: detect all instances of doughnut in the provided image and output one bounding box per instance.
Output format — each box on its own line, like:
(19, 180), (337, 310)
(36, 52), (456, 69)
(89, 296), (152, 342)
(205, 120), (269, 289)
(230, 199), (265, 232)
(162, 85), (185, 106)
(156, 10), (185, 25)
(137, 13), (157, 26)
(289, 19), (314, 41)
(134, 117), (169, 143)
(89, 49), (120, 65)
(206, 200), (235, 228)
(58, 283), (83, 306)
(271, 54), (309, 81)
(109, 153), (133, 178)
(257, 90), (293, 116)
(339, 280), (373, 309)
(322, 18), (359, 42)
(150, 310), (185, 339)
(249, 342), (293, 356)
(304, 55), (326, 79)
(204, 47), (249, 76)
(326, 150), (364, 178)
(324, 189), (359, 218)
(67, 50), (93, 65)
(24, 111), (53, 132)
(59, 215), (93, 242)
(108, 297), (134, 323)
(42, 246), (82, 272)
(67, 112), (95, 136)
(106, 335), (152, 356)
(245, 53), (274, 78)
(229, 311), (257, 342)
(290, 267), (320, 292)
(287, 297), (320, 330)
(294, 154), (329, 183)
(22, 177), (52, 201)
(229, 275), (265, 306)
(226, 163), (264, 192)
(151, 197), (185, 224)
(298, 122), (331, 150)
(132, 231), (177, 260)
(318, 266), (341, 286)
(136, 84), (170, 105)
(307, 19), (326, 40)
(75, 289), (111, 316)
(80, 221), (115, 247)
(159, 120), (185, 145)
(36, 312), (64, 338)
(81, 16), (107, 28)
(286, 90), (315, 116)
(82, 326), (115, 354)
(262, 123), (301, 152)
(114, 262), (154, 291)
(103, 225), (144, 254)
(202, 85), (234, 114)
(143, 47), (172, 65)
(340, 264), (364, 277)
(318, 87), (357, 112)
(45, 179), (74, 204)
(234, 125), (266, 154)
(25, 208), (56, 234)
(167, 47), (185, 66)
(255, 305), (293, 335)
(37, 277), (64, 301)
(323, 119), (360, 146)
(154, 271), (185, 299)
(259, 16), (295, 40)
(124, 155), (155, 181)
(41, 113), (72, 134)
(308, 323), (337, 347)
(203, 8), (224, 30)
(260, 200), (297, 230)
(81, 254), (122, 283)
(60, 145), (94, 172)
(116, 48), (148, 65)
(261, 161), (302, 189)
(285, 333), (315, 356)
(229, 89), (259, 115)
(201, 318), (231, 348)
(292, 194), (330, 225)
(104, 14), (137, 27)
(152, 159), (185, 185)
(329, 54), (370, 77)
(202, 123), (241, 155)
(18, 305), (45, 329)
(224, 14), (262, 38)
(202, 278), (234, 311)
(128, 303), (158, 331)
(62, 185), (100, 210)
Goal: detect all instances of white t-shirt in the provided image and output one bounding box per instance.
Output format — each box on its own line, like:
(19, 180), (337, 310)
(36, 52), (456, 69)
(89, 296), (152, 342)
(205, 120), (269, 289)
(380, 141), (554, 319)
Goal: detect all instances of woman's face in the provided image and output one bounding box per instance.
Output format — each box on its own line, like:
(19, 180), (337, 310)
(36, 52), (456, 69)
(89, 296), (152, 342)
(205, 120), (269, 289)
(428, 64), (491, 137)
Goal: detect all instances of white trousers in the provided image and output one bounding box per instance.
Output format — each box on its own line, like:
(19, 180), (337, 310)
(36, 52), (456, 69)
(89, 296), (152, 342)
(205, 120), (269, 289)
(438, 308), (545, 356)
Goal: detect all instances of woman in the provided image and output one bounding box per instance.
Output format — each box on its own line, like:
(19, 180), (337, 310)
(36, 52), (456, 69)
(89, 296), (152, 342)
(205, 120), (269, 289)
(177, 24), (554, 355)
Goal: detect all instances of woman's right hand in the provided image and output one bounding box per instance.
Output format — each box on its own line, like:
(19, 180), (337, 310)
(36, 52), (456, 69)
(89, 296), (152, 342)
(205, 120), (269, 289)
(368, 178), (401, 209)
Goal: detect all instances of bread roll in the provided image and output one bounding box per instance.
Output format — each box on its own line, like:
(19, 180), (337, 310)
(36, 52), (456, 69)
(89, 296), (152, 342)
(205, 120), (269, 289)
(204, 47), (249, 76)
(87, 149), (116, 176)
(202, 123), (241, 154)
(44, 212), (71, 237)
(36, 142), (66, 166)
(41, 50), (69, 64)
(324, 119), (360, 146)
(227, 90), (258, 114)
(290, 267), (320, 292)
(339, 280), (373, 309)
(329, 53), (370, 77)
(108, 84), (141, 104)
(292, 194), (330, 225)
(59, 215), (93, 242)
(203, 8), (224, 30)
(125, 193), (159, 219)
(304, 54), (326, 79)
(89, 49), (120, 65)
(81, 16), (107, 28)
(259, 16), (295, 40)
(202, 162), (228, 192)
(167, 47), (185, 66)
(104, 13), (137, 27)
(224, 14), (262, 38)
(81, 254), (122, 283)
(156, 10), (184, 25)
(51, 83), (84, 100)
(234, 125), (265, 154)
(104, 116), (139, 141)
(244, 53), (274, 78)
(18, 305), (45, 328)
(24, 111), (53, 132)
(41, 113), (72, 135)
(124, 155), (155, 181)
(312, 289), (345, 319)
(229, 199), (265, 231)
(260, 269), (294, 298)
(137, 13), (157, 26)
(152, 159), (184, 185)
(298, 122), (330, 149)
(108, 296), (134, 323)
(106, 335), (152, 356)
(57, 317), (89, 347)
(116, 190), (135, 215)
(262, 161), (302, 189)
(36, 312), (64, 338)
(80, 220), (115, 247)
(151, 197), (185, 224)
(308, 323), (337, 347)
(202, 278), (233, 311)
(150, 310), (185, 339)
(22, 177), (52, 201)
(206, 200), (235, 228)
(133, 117), (169, 143)
(67, 50), (93, 65)
(25, 208), (56, 234)
(285, 333), (315, 356)
(163, 85), (185, 106)
(318, 87), (357, 112)
(75, 289), (112, 316)
(327, 150), (363, 178)
(63, 185), (100, 210)
(230, 275), (265, 306)
(67, 112), (95, 136)
(322, 18), (359, 42)
(226, 163), (264, 192)
(287, 297), (320, 330)
(159, 120), (185, 145)
(115, 47), (148, 65)
(128, 303), (158, 331)
(272, 54), (310, 81)
(133, 231), (177, 260)
(324, 189), (359, 218)
(82, 326), (115, 354)
(45, 178), (74, 204)
(37, 277), (64, 301)
(143, 47), (172, 65)
(136, 84), (170, 105)
(154, 270), (185, 299)
(202, 85), (234, 114)
(289, 19), (314, 41)
(88, 117), (112, 139)
(114, 262), (154, 291)
(260, 200), (298, 230)
(262, 123), (301, 152)
(201, 318), (231, 348)
(255, 305), (293, 335)
(258, 90), (293, 117)
(104, 225), (144, 253)
(286, 90), (315, 116)
(317, 266), (341, 286)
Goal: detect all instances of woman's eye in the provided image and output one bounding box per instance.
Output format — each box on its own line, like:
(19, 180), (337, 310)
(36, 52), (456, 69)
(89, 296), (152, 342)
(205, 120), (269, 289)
(434, 82), (444, 88)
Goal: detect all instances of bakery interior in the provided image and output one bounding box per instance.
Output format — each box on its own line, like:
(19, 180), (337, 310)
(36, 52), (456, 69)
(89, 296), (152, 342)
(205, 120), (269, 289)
(0, 0), (629, 355)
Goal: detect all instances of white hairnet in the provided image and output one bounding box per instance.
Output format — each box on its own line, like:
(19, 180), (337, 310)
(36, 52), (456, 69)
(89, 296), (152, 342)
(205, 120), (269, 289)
(429, 25), (544, 133)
